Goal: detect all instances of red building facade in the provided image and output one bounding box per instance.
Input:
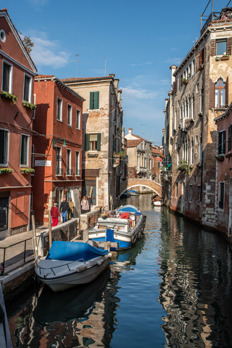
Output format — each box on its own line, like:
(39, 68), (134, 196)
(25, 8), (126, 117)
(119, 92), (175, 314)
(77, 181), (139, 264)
(0, 10), (37, 238)
(32, 75), (84, 224)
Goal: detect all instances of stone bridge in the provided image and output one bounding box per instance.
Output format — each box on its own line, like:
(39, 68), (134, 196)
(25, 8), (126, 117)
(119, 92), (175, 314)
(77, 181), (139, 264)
(120, 178), (162, 197)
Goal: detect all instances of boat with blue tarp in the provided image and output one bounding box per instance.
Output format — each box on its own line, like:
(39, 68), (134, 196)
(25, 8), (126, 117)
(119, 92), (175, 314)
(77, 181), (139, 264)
(35, 241), (111, 292)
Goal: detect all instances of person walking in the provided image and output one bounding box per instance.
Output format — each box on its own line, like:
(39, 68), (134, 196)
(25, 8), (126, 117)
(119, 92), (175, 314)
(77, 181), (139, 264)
(81, 196), (89, 214)
(51, 202), (60, 227)
(60, 197), (69, 223)
(68, 198), (74, 219)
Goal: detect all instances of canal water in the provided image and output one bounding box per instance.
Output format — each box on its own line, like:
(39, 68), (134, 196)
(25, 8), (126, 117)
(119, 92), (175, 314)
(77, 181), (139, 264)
(6, 193), (232, 347)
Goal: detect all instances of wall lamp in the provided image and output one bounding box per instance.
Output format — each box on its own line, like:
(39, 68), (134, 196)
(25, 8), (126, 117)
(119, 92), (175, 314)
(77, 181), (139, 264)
(53, 139), (66, 147)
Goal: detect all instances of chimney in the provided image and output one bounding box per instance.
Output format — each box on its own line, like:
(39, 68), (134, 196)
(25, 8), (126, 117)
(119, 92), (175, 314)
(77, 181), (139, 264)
(170, 65), (177, 88)
(128, 128), (132, 135)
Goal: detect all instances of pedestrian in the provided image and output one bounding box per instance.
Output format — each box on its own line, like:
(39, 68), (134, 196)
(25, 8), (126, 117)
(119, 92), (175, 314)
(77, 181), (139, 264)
(81, 196), (89, 214)
(68, 198), (74, 219)
(51, 202), (60, 227)
(60, 197), (69, 223)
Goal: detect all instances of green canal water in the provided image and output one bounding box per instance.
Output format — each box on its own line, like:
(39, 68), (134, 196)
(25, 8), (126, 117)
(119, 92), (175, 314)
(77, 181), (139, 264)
(6, 193), (232, 347)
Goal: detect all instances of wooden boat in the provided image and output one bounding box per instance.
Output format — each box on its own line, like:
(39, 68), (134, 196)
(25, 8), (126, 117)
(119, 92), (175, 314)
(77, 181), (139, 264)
(153, 199), (163, 206)
(88, 205), (146, 250)
(35, 241), (111, 292)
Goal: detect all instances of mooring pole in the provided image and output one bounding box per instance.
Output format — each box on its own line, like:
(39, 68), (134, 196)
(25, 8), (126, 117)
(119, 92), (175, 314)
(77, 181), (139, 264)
(48, 209), (52, 249)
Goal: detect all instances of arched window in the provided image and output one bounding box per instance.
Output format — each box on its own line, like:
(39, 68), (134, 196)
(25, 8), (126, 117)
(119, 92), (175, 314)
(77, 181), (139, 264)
(215, 78), (225, 108)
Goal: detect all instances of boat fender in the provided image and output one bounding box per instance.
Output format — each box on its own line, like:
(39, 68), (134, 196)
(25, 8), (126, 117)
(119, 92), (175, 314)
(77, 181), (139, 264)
(77, 264), (87, 272)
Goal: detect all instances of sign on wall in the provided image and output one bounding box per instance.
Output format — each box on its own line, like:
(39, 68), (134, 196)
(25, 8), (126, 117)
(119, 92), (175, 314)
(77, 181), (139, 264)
(35, 160), (52, 167)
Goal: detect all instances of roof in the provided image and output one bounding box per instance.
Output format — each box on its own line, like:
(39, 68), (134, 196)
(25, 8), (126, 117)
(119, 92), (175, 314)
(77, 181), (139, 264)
(61, 76), (114, 83)
(126, 139), (143, 148)
(35, 74), (85, 102)
(0, 9), (37, 74)
(215, 102), (232, 123)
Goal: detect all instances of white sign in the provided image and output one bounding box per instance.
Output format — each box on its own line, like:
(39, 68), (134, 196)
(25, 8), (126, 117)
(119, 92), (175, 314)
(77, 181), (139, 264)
(35, 160), (51, 167)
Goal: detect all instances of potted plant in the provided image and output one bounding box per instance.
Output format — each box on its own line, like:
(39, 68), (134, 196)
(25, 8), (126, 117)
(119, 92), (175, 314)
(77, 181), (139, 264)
(1, 91), (18, 104)
(0, 168), (14, 174)
(182, 78), (188, 86)
(177, 160), (192, 174)
(20, 168), (35, 174)
(22, 101), (37, 110)
(216, 154), (225, 161)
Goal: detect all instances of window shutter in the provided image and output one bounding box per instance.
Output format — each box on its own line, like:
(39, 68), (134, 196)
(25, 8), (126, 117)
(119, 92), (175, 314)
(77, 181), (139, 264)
(97, 133), (101, 151)
(85, 134), (89, 151)
(94, 92), (99, 109)
(210, 40), (216, 56)
(209, 79), (215, 109)
(225, 77), (229, 107)
(228, 126), (232, 152)
(223, 131), (226, 154)
(227, 38), (232, 55)
(89, 92), (93, 109)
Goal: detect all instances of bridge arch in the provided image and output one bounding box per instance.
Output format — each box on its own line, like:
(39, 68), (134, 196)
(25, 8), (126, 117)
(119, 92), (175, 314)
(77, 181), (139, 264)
(120, 179), (162, 197)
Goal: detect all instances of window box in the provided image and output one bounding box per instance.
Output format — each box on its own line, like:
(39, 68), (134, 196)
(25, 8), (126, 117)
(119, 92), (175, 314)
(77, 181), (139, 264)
(182, 78), (188, 86)
(1, 91), (18, 104)
(0, 168), (13, 174)
(215, 57), (221, 61)
(20, 168), (35, 174)
(221, 55), (229, 61)
(88, 152), (98, 158)
(177, 160), (192, 174)
(23, 101), (36, 110)
(216, 155), (225, 161)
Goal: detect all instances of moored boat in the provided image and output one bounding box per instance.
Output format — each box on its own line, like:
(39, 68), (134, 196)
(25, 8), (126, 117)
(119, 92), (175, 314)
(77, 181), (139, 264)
(88, 205), (146, 250)
(35, 241), (111, 292)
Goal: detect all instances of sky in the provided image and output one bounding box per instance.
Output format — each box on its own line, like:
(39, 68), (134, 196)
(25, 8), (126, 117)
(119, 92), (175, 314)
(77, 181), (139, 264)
(3, 0), (230, 145)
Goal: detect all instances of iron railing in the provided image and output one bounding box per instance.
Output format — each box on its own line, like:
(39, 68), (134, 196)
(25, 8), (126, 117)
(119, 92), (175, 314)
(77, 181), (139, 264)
(0, 237), (34, 275)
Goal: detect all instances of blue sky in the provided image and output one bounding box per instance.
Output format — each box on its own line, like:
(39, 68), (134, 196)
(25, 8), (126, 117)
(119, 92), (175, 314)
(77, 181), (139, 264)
(4, 0), (229, 145)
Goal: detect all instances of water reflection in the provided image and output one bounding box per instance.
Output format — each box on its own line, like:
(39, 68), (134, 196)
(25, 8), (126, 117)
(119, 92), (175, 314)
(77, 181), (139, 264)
(159, 209), (232, 347)
(6, 194), (232, 347)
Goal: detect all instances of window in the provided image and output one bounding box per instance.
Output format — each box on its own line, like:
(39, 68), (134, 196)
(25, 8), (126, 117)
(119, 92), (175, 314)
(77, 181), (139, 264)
(66, 149), (72, 175)
(20, 134), (29, 166)
(217, 39), (227, 56)
(75, 151), (80, 176)
(228, 125), (232, 152)
(219, 130), (226, 155)
(85, 133), (101, 151)
(219, 182), (225, 210)
(2, 61), (12, 93)
(57, 97), (63, 121)
(76, 110), (80, 129)
(56, 147), (62, 175)
(89, 91), (99, 109)
(67, 105), (72, 126)
(23, 75), (32, 102)
(200, 88), (204, 113)
(215, 79), (225, 108)
(0, 129), (9, 165)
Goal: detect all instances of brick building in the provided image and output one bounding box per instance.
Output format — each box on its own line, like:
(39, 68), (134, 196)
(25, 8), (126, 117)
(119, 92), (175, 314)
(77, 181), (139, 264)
(32, 75), (84, 224)
(62, 74), (125, 210)
(163, 7), (232, 229)
(0, 9), (37, 238)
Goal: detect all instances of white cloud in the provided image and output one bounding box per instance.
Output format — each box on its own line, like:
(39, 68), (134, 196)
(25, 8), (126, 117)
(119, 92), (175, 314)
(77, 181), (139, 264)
(131, 61), (153, 67)
(165, 57), (182, 65)
(28, 32), (70, 69)
(122, 87), (159, 100)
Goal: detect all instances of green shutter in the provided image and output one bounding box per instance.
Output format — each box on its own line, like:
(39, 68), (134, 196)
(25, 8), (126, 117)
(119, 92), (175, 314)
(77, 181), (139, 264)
(94, 91), (99, 109)
(85, 134), (89, 151)
(90, 92), (93, 109)
(97, 133), (101, 151)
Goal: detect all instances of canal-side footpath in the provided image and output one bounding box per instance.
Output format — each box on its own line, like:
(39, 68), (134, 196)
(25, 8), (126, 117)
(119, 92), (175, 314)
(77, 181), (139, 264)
(0, 209), (101, 304)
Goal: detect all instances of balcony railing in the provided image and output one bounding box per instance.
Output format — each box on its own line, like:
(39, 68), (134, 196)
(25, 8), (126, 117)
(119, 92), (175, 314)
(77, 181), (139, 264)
(75, 169), (81, 176)
(56, 167), (63, 176)
(66, 169), (72, 176)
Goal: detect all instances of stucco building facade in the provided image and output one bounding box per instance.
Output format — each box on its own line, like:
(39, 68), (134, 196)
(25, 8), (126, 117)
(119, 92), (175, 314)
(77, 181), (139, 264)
(32, 75), (84, 224)
(62, 74), (124, 210)
(0, 9), (37, 238)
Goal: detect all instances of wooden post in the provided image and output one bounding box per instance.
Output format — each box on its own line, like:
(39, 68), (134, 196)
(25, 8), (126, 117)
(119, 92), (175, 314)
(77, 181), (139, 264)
(31, 213), (38, 261)
(49, 209), (52, 249)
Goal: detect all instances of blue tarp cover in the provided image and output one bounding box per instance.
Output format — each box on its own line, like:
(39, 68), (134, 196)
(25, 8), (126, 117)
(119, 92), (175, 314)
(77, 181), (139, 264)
(118, 205), (142, 216)
(46, 241), (108, 261)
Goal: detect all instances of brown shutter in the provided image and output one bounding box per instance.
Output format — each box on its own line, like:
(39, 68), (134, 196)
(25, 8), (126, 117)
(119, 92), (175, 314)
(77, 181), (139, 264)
(210, 40), (216, 56)
(225, 77), (229, 107)
(227, 38), (232, 56)
(199, 50), (203, 66)
(209, 79), (215, 109)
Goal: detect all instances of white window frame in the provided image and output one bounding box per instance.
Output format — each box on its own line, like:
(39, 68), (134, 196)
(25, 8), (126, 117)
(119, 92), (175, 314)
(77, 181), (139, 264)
(67, 104), (72, 126)
(75, 151), (80, 176)
(20, 134), (30, 167)
(76, 109), (80, 129)
(0, 128), (9, 167)
(23, 73), (32, 103)
(66, 149), (72, 176)
(2, 60), (13, 94)
(57, 97), (63, 121)
(56, 146), (62, 176)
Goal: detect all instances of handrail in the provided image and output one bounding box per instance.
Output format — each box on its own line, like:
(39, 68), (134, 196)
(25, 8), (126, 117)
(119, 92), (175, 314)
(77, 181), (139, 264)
(0, 237), (33, 275)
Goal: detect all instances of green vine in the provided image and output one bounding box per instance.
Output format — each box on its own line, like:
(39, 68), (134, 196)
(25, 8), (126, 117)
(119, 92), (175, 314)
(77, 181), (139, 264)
(20, 168), (35, 174)
(1, 91), (18, 104)
(23, 101), (37, 110)
(0, 168), (14, 174)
